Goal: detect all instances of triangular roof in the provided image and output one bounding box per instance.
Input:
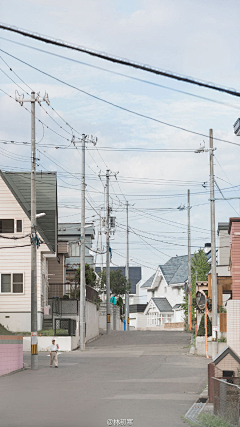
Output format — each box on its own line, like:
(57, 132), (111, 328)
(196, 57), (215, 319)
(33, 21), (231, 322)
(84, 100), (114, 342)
(141, 274), (155, 288)
(160, 255), (193, 285)
(144, 297), (173, 314)
(212, 345), (240, 365)
(0, 171), (57, 253)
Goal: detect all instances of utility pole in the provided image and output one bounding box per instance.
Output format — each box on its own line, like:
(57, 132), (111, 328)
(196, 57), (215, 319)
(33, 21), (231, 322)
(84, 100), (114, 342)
(79, 134), (97, 350)
(106, 170), (111, 333)
(30, 92), (38, 369)
(15, 90), (50, 370)
(80, 134), (86, 351)
(125, 201), (129, 331)
(187, 190), (192, 331)
(209, 129), (218, 359)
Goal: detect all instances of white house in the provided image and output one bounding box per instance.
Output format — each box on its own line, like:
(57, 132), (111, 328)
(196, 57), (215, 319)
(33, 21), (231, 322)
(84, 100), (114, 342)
(0, 171), (57, 332)
(129, 255), (189, 329)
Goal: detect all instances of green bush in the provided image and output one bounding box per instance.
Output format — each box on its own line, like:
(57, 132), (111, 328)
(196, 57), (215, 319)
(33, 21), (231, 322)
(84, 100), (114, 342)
(197, 314), (212, 337)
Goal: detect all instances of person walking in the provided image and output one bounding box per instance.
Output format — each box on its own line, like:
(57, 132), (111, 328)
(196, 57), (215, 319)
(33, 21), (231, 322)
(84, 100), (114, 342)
(49, 339), (58, 368)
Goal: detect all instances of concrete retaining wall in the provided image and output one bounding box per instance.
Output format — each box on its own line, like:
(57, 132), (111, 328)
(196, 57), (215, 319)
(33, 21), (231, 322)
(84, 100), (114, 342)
(99, 303), (121, 330)
(23, 335), (79, 352)
(86, 300), (99, 342)
(195, 336), (227, 357)
(0, 335), (23, 376)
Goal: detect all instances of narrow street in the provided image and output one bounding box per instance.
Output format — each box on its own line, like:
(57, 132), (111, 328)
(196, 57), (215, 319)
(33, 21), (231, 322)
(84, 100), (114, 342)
(0, 331), (208, 427)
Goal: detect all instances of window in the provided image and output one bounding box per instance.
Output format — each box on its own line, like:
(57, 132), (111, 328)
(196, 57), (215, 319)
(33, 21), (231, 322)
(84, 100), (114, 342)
(0, 219), (14, 233)
(1, 274), (11, 292)
(16, 220), (22, 232)
(0, 219), (23, 233)
(1, 273), (23, 293)
(13, 274), (23, 293)
(70, 243), (80, 257)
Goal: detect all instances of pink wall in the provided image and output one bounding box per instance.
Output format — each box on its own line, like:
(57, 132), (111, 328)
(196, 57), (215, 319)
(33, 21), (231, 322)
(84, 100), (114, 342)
(0, 335), (23, 376)
(229, 218), (240, 300)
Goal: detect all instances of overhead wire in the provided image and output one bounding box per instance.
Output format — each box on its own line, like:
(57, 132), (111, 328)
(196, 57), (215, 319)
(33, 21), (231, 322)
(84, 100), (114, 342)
(1, 49), (240, 148)
(2, 36), (240, 112)
(1, 24), (240, 98)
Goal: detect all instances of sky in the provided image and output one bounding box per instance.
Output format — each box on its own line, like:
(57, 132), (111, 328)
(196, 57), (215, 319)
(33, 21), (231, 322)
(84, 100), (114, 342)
(1, 1), (240, 284)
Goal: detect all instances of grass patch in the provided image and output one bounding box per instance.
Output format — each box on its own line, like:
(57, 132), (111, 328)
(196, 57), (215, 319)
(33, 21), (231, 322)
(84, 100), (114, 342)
(0, 323), (13, 335)
(38, 329), (69, 336)
(198, 413), (233, 427)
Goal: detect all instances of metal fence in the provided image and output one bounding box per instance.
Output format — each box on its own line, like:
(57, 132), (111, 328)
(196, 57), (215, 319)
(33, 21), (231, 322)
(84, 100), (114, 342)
(213, 377), (240, 426)
(51, 298), (78, 316)
(54, 318), (76, 336)
(48, 283), (98, 305)
(86, 285), (98, 304)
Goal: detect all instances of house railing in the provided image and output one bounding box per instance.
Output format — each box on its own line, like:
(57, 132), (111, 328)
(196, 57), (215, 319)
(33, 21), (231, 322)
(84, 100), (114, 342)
(48, 283), (99, 305)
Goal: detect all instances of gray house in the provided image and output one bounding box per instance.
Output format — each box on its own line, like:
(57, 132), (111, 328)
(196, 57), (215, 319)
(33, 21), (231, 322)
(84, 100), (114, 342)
(58, 223), (95, 282)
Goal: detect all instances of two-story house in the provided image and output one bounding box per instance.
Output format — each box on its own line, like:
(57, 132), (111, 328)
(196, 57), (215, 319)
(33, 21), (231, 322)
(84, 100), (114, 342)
(0, 171), (57, 332)
(130, 255), (190, 329)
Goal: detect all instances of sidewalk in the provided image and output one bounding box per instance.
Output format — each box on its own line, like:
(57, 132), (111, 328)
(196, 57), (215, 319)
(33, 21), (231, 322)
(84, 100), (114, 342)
(0, 331), (209, 427)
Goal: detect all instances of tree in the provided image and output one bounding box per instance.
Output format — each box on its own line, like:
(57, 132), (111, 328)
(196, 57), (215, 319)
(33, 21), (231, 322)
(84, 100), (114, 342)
(182, 248), (210, 329)
(69, 264), (97, 299)
(99, 269), (131, 296)
(191, 248), (210, 299)
(197, 314), (212, 337)
(75, 263), (97, 287)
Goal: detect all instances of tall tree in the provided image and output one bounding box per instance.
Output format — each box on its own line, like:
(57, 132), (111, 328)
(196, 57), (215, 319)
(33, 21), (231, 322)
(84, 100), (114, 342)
(182, 248), (210, 328)
(191, 248), (210, 299)
(99, 269), (131, 296)
(75, 263), (97, 287)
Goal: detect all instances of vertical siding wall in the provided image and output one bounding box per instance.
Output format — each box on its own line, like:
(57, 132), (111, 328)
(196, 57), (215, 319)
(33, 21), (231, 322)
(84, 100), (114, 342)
(230, 221), (240, 299)
(0, 335), (23, 376)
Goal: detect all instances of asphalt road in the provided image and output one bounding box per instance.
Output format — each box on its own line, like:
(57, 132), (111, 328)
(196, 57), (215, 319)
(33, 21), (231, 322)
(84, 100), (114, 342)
(1, 331), (209, 427)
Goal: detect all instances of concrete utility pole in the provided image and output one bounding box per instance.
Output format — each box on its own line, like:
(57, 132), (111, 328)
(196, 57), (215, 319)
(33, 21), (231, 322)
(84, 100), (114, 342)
(209, 129), (218, 359)
(30, 92), (38, 369)
(187, 190), (192, 331)
(15, 90), (50, 370)
(106, 170), (111, 333)
(80, 134), (86, 351)
(79, 134), (97, 349)
(125, 201), (129, 331)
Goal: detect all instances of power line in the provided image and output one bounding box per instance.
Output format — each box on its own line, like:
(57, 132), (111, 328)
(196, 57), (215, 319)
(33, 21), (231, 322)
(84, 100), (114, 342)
(2, 36), (240, 111)
(1, 24), (240, 98)
(1, 49), (240, 148)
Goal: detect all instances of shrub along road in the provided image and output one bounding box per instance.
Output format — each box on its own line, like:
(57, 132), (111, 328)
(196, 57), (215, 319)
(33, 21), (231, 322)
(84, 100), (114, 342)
(1, 331), (209, 427)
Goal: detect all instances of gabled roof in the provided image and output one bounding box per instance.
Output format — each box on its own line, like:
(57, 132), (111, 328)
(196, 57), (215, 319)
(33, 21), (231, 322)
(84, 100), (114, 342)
(141, 274), (155, 288)
(160, 255), (192, 285)
(152, 297), (173, 312)
(95, 266), (141, 294)
(0, 171), (57, 253)
(172, 303), (182, 310)
(212, 345), (240, 365)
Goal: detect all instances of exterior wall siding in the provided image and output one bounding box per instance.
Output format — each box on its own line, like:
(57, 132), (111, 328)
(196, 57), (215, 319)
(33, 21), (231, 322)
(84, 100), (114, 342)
(0, 335), (23, 376)
(230, 221), (240, 299)
(0, 177), (53, 332)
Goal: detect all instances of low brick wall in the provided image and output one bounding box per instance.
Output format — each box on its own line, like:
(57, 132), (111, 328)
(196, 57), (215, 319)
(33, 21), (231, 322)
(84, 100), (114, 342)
(0, 335), (23, 376)
(164, 322), (184, 329)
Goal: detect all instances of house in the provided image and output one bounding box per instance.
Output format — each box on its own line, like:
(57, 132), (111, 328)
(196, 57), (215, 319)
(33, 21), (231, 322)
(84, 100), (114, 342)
(0, 171), (57, 332)
(48, 241), (69, 298)
(130, 255), (190, 329)
(58, 223), (95, 282)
